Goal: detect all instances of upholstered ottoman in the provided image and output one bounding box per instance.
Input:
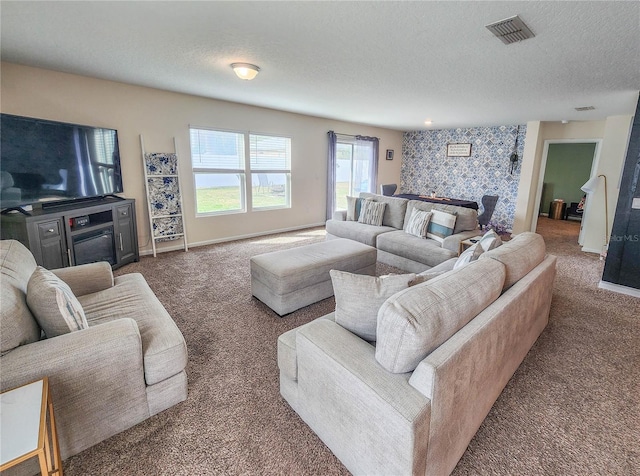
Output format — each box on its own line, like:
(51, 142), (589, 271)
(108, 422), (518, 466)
(250, 238), (377, 315)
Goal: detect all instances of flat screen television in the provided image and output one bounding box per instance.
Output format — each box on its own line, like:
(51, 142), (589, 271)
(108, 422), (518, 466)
(1, 113), (123, 210)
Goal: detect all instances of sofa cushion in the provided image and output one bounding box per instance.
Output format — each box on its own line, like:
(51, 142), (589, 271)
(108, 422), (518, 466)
(326, 219), (397, 247)
(346, 196), (365, 221)
(426, 210), (457, 243)
(405, 208), (432, 238)
(358, 200), (386, 226)
(330, 270), (416, 341)
(0, 240), (41, 354)
(376, 230), (457, 268)
(375, 258), (506, 373)
(405, 201), (478, 234)
(79, 273), (188, 385)
(359, 193), (409, 229)
(26, 266), (89, 337)
(480, 232), (546, 291)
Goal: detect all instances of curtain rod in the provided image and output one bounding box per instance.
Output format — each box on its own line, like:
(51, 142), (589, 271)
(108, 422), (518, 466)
(329, 131), (379, 140)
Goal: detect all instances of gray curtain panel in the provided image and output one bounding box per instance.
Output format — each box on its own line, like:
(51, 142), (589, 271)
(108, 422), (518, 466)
(327, 131), (337, 220)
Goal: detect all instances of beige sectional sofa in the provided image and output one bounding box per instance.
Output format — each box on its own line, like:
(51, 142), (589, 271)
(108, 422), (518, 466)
(326, 192), (480, 273)
(278, 232), (556, 475)
(0, 239), (188, 461)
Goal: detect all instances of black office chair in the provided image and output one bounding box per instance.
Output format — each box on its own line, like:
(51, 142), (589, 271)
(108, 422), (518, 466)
(478, 195), (499, 229)
(380, 184), (397, 196)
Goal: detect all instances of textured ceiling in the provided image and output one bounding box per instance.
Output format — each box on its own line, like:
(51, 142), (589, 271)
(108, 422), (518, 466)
(1, 1), (639, 131)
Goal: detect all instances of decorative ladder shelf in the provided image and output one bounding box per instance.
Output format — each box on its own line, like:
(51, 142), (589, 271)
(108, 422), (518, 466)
(140, 135), (188, 257)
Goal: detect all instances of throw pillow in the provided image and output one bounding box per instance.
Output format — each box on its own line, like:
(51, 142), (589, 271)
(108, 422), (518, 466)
(453, 243), (484, 269)
(26, 266), (89, 338)
(346, 196), (365, 221)
(358, 200), (386, 226)
(330, 270), (416, 342)
(426, 209), (457, 243)
(477, 229), (503, 252)
(453, 230), (503, 269)
(405, 208), (432, 238)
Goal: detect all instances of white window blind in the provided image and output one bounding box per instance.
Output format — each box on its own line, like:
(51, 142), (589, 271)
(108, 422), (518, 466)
(93, 129), (116, 165)
(189, 127), (292, 215)
(250, 134), (291, 171)
(190, 129), (245, 170)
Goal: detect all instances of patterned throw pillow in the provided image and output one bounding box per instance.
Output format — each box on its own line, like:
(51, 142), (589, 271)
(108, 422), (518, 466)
(346, 196), (365, 221)
(405, 208), (432, 238)
(453, 230), (503, 269)
(330, 270), (416, 341)
(426, 209), (457, 243)
(454, 243), (484, 269)
(26, 266), (89, 338)
(477, 229), (503, 252)
(358, 200), (386, 226)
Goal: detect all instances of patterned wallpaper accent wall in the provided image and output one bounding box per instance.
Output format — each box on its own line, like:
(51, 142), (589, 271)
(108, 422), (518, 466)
(401, 125), (526, 231)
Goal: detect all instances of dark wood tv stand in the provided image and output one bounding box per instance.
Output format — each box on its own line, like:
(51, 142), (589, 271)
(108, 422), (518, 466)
(1, 197), (139, 269)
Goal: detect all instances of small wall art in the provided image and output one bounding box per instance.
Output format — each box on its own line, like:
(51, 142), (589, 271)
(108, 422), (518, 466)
(447, 143), (472, 157)
(386, 149), (394, 160)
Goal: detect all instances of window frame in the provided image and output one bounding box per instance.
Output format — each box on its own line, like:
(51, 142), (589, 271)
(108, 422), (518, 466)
(249, 132), (292, 211)
(190, 126), (247, 216)
(189, 126), (292, 217)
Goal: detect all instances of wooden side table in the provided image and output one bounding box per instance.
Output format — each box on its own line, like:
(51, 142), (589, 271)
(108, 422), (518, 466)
(0, 377), (63, 476)
(458, 235), (482, 256)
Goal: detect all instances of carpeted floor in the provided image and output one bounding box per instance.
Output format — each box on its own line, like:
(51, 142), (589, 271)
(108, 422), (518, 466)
(63, 220), (639, 475)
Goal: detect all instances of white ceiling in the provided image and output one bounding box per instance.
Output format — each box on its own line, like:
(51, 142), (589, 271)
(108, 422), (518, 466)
(1, 1), (639, 131)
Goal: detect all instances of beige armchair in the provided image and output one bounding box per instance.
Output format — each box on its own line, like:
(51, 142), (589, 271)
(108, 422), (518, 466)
(0, 240), (188, 461)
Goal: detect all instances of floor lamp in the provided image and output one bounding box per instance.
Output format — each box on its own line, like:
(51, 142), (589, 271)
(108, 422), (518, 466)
(581, 174), (608, 259)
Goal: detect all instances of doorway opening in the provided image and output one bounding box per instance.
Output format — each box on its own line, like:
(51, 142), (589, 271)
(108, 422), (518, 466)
(532, 140), (601, 246)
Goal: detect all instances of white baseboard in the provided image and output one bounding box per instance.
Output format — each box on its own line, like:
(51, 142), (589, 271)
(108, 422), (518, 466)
(581, 247), (602, 254)
(139, 222), (326, 256)
(598, 280), (640, 298)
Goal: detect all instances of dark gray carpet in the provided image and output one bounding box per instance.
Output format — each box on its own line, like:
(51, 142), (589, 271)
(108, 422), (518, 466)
(63, 222), (639, 475)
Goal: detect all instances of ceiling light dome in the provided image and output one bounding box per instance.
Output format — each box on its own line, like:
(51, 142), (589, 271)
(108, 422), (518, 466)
(231, 63), (260, 80)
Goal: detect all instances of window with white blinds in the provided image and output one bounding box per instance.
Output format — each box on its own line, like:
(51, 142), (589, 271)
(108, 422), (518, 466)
(92, 129), (117, 165)
(190, 127), (291, 215)
(250, 134), (290, 171)
(190, 129), (245, 170)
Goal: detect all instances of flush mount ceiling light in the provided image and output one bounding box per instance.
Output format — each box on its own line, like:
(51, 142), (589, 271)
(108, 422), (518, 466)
(231, 63), (260, 80)
(424, 120), (433, 126)
(486, 15), (535, 45)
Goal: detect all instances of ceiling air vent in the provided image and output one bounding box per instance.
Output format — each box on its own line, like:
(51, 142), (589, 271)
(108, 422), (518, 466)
(486, 15), (535, 45)
(575, 106), (596, 111)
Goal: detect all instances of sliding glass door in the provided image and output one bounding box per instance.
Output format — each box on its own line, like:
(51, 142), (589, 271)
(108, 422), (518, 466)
(328, 133), (378, 216)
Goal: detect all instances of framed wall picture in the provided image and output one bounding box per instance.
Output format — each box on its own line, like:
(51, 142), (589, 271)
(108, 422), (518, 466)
(447, 143), (472, 157)
(386, 149), (394, 160)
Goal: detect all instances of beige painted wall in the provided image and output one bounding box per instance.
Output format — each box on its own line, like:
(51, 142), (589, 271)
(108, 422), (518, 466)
(512, 117), (632, 254)
(1, 62), (403, 253)
(580, 115), (633, 253)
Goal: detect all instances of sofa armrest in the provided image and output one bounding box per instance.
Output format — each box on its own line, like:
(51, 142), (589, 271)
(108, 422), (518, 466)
(332, 210), (347, 221)
(297, 320), (428, 416)
(51, 261), (114, 296)
(442, 230), (481, 253)
(0, 318), (149, 459)
(293, 319), (431, 475)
